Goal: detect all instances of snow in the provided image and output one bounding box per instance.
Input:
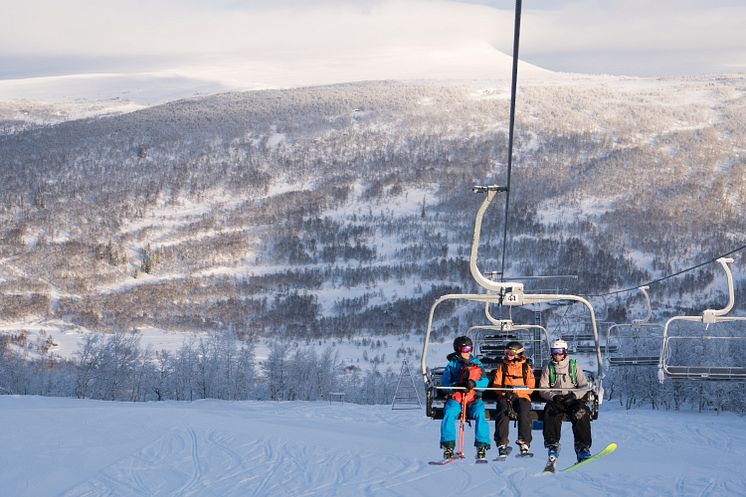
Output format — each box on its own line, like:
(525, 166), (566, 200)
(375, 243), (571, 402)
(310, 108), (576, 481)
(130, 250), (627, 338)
(1, 395), (744, 496)
(0, 43), (548, 121)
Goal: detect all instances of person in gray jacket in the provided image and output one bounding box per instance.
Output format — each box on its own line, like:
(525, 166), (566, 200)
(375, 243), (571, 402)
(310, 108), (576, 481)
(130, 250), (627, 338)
(538, 339), (593, 462)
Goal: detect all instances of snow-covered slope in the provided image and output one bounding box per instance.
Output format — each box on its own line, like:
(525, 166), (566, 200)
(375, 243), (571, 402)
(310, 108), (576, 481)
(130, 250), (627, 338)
(0, 42), (548, 121)
(1, 396), (743, 496)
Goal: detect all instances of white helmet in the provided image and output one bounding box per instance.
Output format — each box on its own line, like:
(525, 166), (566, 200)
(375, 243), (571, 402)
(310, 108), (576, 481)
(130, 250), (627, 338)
(551, 339), (568, 354)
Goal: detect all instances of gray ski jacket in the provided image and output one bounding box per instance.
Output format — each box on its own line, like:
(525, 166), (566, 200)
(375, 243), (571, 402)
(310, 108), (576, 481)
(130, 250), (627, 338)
(538, 356), (590, 402)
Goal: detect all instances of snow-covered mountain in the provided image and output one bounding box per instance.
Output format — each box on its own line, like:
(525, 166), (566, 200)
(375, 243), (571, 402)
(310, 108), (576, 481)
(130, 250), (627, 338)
(1, 395), (744, 497)
(0, 40), (548, 122)
(1, 75), (744, 356)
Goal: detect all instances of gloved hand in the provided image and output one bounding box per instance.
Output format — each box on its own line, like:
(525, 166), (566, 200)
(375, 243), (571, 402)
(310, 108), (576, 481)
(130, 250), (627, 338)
(505, 392), (518, 402)
(554, 393), (576, 408)
(463, 379), (476, 391)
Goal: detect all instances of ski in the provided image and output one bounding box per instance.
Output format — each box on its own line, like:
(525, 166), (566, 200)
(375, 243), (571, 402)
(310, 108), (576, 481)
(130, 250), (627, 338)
(542, 457), (557, 474)
(475, 457), (489, 464)
(560, 443), (617, 473)
(494, 446), (513, 461)
(516, 451), (534, 458)
(429, 453), (465, 465)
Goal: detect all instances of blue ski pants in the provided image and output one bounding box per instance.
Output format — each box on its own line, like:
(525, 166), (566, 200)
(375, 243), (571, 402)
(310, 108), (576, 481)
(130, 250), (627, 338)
(440, 398), (491, 448)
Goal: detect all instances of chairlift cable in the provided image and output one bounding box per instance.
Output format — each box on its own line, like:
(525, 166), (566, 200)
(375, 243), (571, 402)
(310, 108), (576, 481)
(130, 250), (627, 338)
(499, 0), (522, 283)
(585, 242), (746, 298)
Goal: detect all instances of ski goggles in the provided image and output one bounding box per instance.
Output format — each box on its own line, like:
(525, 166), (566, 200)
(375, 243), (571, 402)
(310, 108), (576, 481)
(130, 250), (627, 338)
(550, 347), (567, 355)
(504, 349), (521, 357)
(457, 344), (473, 353)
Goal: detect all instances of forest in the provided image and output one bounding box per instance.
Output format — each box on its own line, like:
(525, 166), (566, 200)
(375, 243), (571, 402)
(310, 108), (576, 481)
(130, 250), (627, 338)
(1, 76), (745, 410)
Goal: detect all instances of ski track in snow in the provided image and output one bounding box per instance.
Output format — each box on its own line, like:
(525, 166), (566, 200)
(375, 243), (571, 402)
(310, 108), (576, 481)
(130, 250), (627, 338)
(2, 397), (746, 497)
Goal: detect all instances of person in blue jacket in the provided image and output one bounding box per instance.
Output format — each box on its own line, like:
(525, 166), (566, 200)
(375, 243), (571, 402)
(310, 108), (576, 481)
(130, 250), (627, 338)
(439, 335), (491, 460)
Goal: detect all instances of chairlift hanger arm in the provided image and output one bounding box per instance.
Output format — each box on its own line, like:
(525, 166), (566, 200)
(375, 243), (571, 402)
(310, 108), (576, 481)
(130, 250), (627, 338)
(704, 258), (735, 322)
(469, 187), (510, 293)
(632, 286), (653, 327)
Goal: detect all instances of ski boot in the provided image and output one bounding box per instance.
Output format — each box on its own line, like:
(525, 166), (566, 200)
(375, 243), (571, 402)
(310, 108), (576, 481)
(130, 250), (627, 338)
(547, 443), (560, 461)
(476, 445), (487, 461)
(543, 444), (560, 474)
(443, 446), (455, 460)
(516, 440), (529, 456)
(498, 445), (510, 457)
(515, 439), (533, 458)
(576, 447), (591, 463)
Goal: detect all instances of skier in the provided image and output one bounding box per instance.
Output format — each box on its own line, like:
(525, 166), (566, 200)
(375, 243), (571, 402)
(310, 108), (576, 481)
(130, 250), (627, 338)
(439, 336), (491, 461)
(538, 339), (593, 463)
(491, 341), (535, 457)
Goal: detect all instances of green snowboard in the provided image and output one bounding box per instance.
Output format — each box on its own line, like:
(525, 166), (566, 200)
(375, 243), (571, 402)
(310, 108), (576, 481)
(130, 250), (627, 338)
(560, 442), (618, 473)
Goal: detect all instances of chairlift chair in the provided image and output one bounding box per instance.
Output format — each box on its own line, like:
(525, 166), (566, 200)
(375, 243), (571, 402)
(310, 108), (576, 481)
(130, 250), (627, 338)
(607, 286), (663, 366)
(658, 258), (746, 382)
(557, 296), (615, 353)
(422, 187), (605, 422)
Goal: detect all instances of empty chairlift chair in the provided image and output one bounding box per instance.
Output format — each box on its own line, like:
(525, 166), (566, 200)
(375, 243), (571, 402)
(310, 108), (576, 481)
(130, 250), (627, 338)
(658, 258), (746, 382)
(607, 286), (663, 366)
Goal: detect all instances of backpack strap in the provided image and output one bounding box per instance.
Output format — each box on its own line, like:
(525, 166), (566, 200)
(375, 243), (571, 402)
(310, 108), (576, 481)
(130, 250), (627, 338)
(569, 359), (578, 386)
(503, 360), (530, 388)
(549, 359), (578, 387)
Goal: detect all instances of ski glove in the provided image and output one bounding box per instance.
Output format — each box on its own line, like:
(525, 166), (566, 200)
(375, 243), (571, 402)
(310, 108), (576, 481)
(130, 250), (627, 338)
(553, 393), (575, 408)
(462, 379), (476, 391)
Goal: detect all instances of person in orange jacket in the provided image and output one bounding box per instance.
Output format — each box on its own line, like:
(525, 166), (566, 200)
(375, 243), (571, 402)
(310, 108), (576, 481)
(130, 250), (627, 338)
(491, 341), (535, 457)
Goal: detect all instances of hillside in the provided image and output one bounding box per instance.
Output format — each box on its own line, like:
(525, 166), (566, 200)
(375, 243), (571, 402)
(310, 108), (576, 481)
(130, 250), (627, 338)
(0, 75), (745, 352)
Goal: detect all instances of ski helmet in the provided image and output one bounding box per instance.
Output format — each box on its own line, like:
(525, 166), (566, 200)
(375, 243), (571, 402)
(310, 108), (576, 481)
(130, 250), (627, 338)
(551, 339), (568, 356)
(505, 341), (525, 357)
(453, 336), (473, 353)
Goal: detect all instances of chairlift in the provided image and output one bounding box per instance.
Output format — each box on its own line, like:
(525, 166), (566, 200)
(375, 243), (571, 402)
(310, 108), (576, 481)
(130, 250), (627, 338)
(606, 286), (663, 366)
(422, 187), (605, 423)
(471, 301), (551, 370)
(658, 258), (746, 382)
(557, 297), (615, 354)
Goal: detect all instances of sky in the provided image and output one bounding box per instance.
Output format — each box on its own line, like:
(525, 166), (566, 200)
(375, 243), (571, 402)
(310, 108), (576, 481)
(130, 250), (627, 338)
(2, 0), (745, 78)
(0, 0), (745, 106)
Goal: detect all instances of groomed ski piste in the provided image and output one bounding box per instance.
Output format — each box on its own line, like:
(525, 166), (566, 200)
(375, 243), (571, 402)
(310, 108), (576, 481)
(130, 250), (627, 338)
(2, 396), (744, 497)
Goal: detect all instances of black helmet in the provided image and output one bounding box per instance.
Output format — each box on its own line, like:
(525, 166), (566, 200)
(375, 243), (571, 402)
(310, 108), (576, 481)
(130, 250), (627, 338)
(505, 341), (525, 356)
(453, 336), (473, 352)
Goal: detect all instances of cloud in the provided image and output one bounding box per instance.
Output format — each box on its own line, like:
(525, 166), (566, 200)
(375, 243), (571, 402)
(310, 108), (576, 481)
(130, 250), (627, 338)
(0, 0), (743, 79)
(518, 1), (746, 54)
(0, 0), (506, 58)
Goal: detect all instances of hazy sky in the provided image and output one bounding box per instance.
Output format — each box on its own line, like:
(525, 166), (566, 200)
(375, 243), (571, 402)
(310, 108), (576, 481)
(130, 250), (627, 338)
(1, 0), (744, 81)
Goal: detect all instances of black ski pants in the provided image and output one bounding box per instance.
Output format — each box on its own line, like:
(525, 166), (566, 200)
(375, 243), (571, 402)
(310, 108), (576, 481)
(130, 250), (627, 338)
(494, 395), (532, 446)
(542, 399), (592, 451)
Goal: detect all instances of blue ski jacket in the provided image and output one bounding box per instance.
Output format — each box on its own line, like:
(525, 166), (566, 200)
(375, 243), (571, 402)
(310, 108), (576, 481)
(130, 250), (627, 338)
(440, 352), (489, 395)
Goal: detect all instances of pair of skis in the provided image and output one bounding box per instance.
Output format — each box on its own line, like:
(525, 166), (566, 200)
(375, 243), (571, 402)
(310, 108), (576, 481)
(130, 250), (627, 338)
(495, 445), (534, 461)
(430, 442), (617, 473)
(429, 445), (533, 465)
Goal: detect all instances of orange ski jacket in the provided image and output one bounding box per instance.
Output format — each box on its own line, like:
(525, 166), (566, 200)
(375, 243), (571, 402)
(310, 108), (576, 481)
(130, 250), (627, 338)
(491, 356), (535, 400)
